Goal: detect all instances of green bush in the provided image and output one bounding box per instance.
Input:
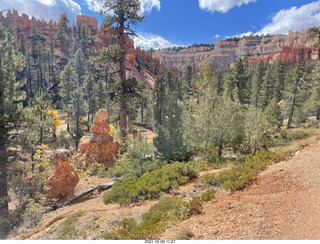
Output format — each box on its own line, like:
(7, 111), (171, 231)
(58, 210), (83, 240)
(200, 188), (216, 202)
(103, 161), (199, 205)
(287, 130), (310, 140)
(201, 151), (283, 192)
(102, 196), (203, 240)
(87, 162), (108, 178)
(184, 196), (203, 216)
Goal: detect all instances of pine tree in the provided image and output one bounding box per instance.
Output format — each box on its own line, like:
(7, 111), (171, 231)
(273, 59), (285, 102)
(84, 73), (96, 126)
(20, 90), (54, 160)
(223, 57), (249, 104)
(250, 61), (266, 108)
(0, 24), (26, 237)
(183, 64), (193, 95)
(70, 88), (86, 150)
(100, 0), (144, 139)
(74, 49), (85, 86)
(286, 62), (308, 128)
(260, 64), (274, 109)
(56, 15), (69, 58)
(306, 61), (320, 119)
(60, 61), (77, 132)
(153, 76), (166, 126)
(96, 78), (106, 110)
(153, 70), (185, 161)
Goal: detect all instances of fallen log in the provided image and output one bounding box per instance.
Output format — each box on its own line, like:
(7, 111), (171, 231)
(47, 181), (115, 212)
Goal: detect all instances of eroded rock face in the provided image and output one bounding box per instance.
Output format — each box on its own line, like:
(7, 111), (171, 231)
(45, 149), (79, 203)
(79, 109), (120, 168)
(154, 28), (319, 72)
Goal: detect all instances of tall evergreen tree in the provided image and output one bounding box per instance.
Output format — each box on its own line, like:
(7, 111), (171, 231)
(0, 24), (26, 238)
(84, 73), (96, 126)
(260, 64), (274, 109)
(74, 49), (85, 86)
(250, 61), (266, 108)
(100, 0), (144, 139)
(286, 61), (308, 128)
(223, 57), (249, 104)
(306, 61), (320, 119)
(154, 70), (185, 161)
(273, 59), (285, 102)
(59, 62), (77, 132)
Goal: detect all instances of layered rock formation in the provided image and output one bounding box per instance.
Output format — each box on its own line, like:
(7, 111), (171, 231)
(154, 29), (319, 72)
(0, 9), (155, 89)
(45, 149), (79, 203)
(79, 109), (120, 168)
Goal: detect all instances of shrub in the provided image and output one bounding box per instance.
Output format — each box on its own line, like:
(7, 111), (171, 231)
(102, 196), (201, 240)
(200, 188), (216, 202)
(184, 196), (203, 216)
(201, 151), (283, 192)
(103, 161), (198, 205)
(87, 162), (108, 178)
(58, 210), (83, 240)
(287, 130), (310, 140)
(69, 152), (86, 177)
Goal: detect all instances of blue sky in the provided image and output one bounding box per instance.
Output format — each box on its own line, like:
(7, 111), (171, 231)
(2, 0), (320, 49)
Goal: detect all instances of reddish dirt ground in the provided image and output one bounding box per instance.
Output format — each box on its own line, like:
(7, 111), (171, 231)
(162, 140), (320, 240)
(15, 139), (320, 240)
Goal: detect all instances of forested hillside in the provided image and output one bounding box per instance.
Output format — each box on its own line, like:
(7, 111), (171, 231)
(2, 3), (320, 240)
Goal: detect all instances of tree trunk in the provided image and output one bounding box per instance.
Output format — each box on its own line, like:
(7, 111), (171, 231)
(67, 111), (70, 133)
(75, 101), (80, 150)
(287, 89), (297, 129)
(317, 107), (320, 121)
(119, 0), (127, 140)
(0, 144), (9, 238)
(218, 142), (223, 157)
(141, 99), (144, 122)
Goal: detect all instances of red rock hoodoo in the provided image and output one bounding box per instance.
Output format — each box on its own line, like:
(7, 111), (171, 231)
(45, 149), (79, 203)
(79, 109), (120, 168)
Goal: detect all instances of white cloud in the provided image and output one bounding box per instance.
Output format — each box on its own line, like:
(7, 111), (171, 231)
(133, 33), (181, 50)
(213, 34), (220, 39)
(255, 1), (320, 35)
(85, 0), (104, 12)
(199, 0), (257, 13)
(2, 0), (81, 23)
(225, 31), (253, 39)
(85, 0), (160, 14)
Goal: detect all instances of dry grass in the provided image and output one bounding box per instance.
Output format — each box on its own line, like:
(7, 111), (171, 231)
(273, 127), (320, 155)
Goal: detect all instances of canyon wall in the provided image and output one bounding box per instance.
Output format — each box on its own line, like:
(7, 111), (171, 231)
(154, 30), (319, 72)
(0, 9), (155, 88)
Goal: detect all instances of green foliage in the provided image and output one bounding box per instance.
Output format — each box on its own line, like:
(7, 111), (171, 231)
(201, 151), (283, 192)
(107, 130), (158, 178)
(53, 130), (70, 150)
(102, 194), (208, 240)
(69, 152), (86, 178)
(294, 107), (308, 124)
(200, 188), (216, 202)
(223, 57), (249, 104)
(184, 196), (203, 216)
(286, 130), (311, 141)
(103, 161), (198, 205)
(263, 100), (283, 129)
(58, 210), (84, 240)
(87, 162), (108, 178)
(153, 70), (186, 161)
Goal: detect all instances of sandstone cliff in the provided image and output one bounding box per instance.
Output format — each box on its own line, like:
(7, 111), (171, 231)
(154, 30), (319, 72)
(0, 9), (156, 89)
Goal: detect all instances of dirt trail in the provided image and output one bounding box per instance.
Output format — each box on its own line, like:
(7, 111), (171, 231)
(16, 140), (320, 240)
(162, 140), (320, 240)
